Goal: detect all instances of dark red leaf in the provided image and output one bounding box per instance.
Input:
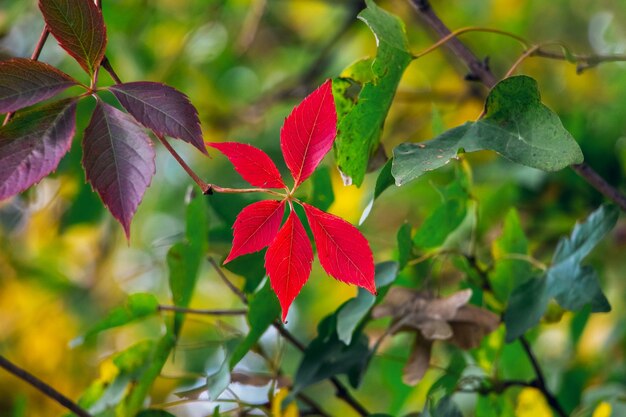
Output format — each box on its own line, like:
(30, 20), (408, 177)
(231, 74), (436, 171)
(265, 210), (313, 320)
(82, 101), (155, 238)
(39, 0), (107, 75)
(0, 99), (77, 200)
(207, 142), (285, 188)
(302, 203), (376, 294)
(110, 82), (206, 154)
(225, 199), (286, 263)
(280, 79), (337, 187)
(0, 58), (79, 113)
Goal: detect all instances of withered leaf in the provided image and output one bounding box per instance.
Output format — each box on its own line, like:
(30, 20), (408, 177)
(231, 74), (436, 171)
(373, 287), (499, 384)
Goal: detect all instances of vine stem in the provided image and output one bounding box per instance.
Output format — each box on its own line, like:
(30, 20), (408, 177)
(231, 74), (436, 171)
(0, 355), (93, 417)
(409, 0), (626, 214)
(207, 258), (371, 417)
(158, 305), (248, 316)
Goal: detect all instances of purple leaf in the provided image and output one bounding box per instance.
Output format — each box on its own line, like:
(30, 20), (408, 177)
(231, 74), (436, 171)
(0, 58), (79, 113)
(39, 0), (107, 76)
(82, 101), (155, 238)
(0, 99), (77, 200)
(109, 82), (206, 154)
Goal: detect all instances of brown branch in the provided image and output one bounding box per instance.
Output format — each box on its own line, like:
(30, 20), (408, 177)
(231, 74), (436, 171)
(158, 305), (247, 316)
(0, 355), (92, 417)
(409, 0), (626, 213)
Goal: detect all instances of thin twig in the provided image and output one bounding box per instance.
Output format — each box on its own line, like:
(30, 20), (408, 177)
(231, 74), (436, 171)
(155, 133), (211, 193)
(0, 355), (92, 417)
(158, 305), (248, 316)
(208, 257), (248, 304)
(519, 337), (568, 417)
(3, 26), (51, 126)
(571, 163), (626, 211)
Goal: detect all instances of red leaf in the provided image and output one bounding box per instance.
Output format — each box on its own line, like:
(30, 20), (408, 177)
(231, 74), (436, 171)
(265, 210), (313, 320)
(110, 82), (207, 154)
(0, 99), (77, 200)
(302, 203), (376, 294)
(0, 58), (79, 113)
(82, 101), (155, 239)
(208, 142), (285, 189)
(39, 0), (107, 76)
(225, 199), (286, 263)
(280, 79), (336, 187)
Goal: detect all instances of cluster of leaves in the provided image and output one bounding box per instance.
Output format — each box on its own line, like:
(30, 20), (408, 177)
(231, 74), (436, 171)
(209, 80), (375, 319)
(0, 0), (206, 237)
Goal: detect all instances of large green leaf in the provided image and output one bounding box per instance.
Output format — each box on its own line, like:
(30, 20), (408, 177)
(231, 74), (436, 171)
(333, 0), (412, 186)
(168, 195), (208, 337)
(413, 199), (467, 249)
(229, 281), (280, 368)
(504, 205), (617, 341)
(392, 76), (584, 185)
(336, 261), (399, 344)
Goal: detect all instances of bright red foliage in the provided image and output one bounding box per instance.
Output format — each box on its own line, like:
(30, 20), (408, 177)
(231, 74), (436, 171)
(265, 211), (314, 320)
(214, 80), (375, 319)
(280, 79), (337, 187)
(207, 142), (285, 189)
(303, 203), (376, 294)
(225, 200), (285, 263)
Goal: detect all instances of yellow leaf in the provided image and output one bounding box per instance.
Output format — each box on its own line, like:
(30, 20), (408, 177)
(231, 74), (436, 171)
(592, 401), (612, 417)
(515, 388), (553, 417)
(272, 388), (298, 417)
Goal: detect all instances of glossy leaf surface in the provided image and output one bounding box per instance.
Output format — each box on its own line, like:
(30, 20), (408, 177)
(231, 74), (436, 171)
(0, 99), (77, 200)
(0, 58), (78, 113)
(82, 101), (155, 238)
(392, 76), (584, 185)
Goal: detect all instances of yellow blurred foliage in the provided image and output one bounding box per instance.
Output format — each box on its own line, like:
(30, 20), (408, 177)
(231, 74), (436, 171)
(272, 388), (298, 417)
(592, 401), (612, 417)
(515, 388), (553, 417)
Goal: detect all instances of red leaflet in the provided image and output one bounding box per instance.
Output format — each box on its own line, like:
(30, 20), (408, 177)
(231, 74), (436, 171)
(265, 210), (314, 320)
(302, 203), (376, 294)
(208, 142), (285, 189)
(280, 79), (337, 187)
(225, 200), (286, 263)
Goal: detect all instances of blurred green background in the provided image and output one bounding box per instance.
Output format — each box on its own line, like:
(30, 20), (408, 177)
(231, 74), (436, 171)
(0, 0), (625, 416)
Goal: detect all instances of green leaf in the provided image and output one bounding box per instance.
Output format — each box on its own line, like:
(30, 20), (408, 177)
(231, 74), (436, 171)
(334, 0), (412, 186)
(337, 262), (399, 344)
(82, 293), (159, 341)
(374, 158), (394, 200)
(427, 352), (466, 398)
(308, 165), (334, 211)
(136, 410), (177, 417)
(229, 281), (280, 368)
(293, 313), (370, 394)
(392, 76), (584, 186)
(431, 396), (463, 417)
(504, 205), (616, 341)
(206, 338), (241, 400)
(168, 195), (208, 337)
(224, 251), (266, 294)
(396, 222), (412, 269)
(413, 199), (467, 249)
(489, 209), (532, 302)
